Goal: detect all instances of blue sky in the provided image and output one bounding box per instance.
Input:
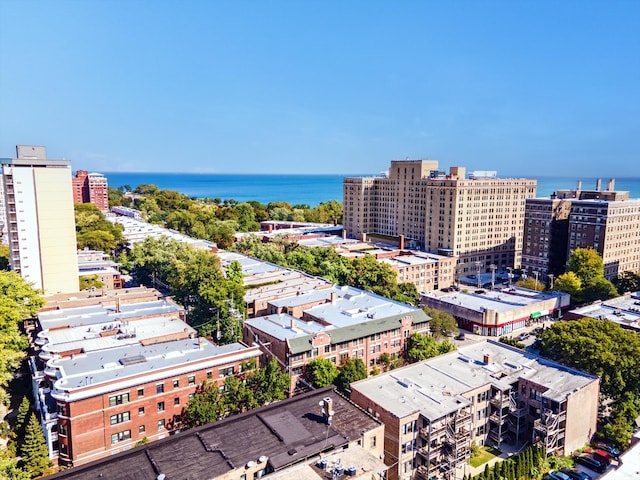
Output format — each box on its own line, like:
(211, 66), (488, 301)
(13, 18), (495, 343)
(1, 1), (639, 176)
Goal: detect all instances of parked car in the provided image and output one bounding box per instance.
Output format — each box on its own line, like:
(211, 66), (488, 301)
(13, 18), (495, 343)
(561, 468), (592, 480)
(517, 332), (530, 341)
(455, 332), (466, 341)
(594, 442), (621, 458)
(546, 471), (571, 480)
(532, 326), (544, 335)
(574, 454), (607, 473)
(585, 447), (613, 464)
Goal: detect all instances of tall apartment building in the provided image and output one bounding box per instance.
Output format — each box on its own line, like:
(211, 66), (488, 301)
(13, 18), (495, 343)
(344, 160), (536, 276)
(350, 340), (600, 480)
(522, 179), (640, 280)
(1, 145), (79, 294)
(72, 170), (109, 212)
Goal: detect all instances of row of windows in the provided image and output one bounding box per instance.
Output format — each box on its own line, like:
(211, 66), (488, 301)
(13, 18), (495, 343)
(108, 374), (205, 406)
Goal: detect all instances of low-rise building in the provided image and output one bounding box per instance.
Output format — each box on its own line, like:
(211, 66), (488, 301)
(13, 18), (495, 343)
(29, 290), (261, 467)
(77, 248), (123, 290)
(563, 291), (640, 332)
(244, 285), (430, 385)
(46, 388), (387, 480)
(421, 286), (570, 336)
(350, 340), (600, 480)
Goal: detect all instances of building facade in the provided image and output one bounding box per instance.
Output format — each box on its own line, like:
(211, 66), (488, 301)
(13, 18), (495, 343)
(72, 170), (109, 212)
(344, 160), (536, 276)
(350, 340), (600, 480)
(1, 145), (79, 294)
(29, 290), (262, 467)
(522, 179), (640, 280)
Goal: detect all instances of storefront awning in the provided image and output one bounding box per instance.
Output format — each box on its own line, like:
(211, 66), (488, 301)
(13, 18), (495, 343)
(530, 311), (542, 319)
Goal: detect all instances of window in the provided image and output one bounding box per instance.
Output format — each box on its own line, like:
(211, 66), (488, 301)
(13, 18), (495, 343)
(137, 388), (144, 397)
(219, 366), (234, 378)
(110, 411), (131, 425)
(188, 375), (196, 386)
(156, 383), (165, 394)
(402, 420), (416, 435)
(157, 402), (165, 412)
(206, 371), (213, 380)
(188, 393), (195, 401)
(139, 425), (145, 434)
(57, 403), (67, 416)
(59, 424), (67, 436)
(174, 397), (180, 406)
(109, 393), (130, 406)
(172, 379), (179, 388)
(138, 407), (145, 416)
(370, 436), (377, 448)
(158, 419), (165, 431)
(111, 430), (131, 445)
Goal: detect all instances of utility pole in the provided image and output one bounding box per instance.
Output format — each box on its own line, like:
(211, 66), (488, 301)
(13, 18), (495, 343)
(534, 271), (539, 291)
(506, 267), (513, 287)
(489, 264), (497, 290)
(475, 261), (482, 288)
(548, 273), (555, 290)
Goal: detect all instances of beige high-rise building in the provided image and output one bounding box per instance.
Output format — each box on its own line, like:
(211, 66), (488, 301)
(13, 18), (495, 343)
(344, 160), (536, 276)
(1, 145), (79, 294)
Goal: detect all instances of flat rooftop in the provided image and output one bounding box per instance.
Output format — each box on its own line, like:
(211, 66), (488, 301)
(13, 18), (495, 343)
(423, 286), (564, 314)
(47, 388), (382, 480)
(49, 339), (259, 402)
(351, 340), (598, 420)
(566, 292), (640, 331)
(109, 216), (216, 249)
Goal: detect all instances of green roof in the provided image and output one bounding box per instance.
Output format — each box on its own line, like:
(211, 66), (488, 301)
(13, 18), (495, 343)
(287, 309), (430, 355)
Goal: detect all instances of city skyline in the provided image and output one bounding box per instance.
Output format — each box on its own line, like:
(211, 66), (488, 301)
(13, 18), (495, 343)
(1, 1), (639, 176)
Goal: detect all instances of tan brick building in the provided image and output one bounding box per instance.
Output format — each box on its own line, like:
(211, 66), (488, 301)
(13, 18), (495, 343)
(350, 340), (600, 480)
(344, 160), (536, 276)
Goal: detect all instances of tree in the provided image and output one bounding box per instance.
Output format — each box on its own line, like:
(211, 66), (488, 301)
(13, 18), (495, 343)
(553, 271), (582, 301)
(305, 358), (339, 388)
(613, 271), (640, 295)
(566, 248), (605, 287)
(582, 277), (618, 303)
(406, 333), (455, 363)
(0, 245), (9, 271)
(334, 358), (367, 393)
(19, 413), (51, 478)
(0, 272), (44, 404)
(182, 382), (223, 428)
(515, 276), (545, 292)
(75, 203), (126, 253)
(424, 307), (458, 339)
(14, 397), (30, 437)
(251, 358), (291, 405)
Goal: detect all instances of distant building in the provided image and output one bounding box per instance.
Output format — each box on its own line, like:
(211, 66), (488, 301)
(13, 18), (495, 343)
(77, 248), (123, 290)
(46, 387), (387, 480)
(1, 145), (79, 294)
(522, 179), (640, 281)
(29, 289), (262, 467)
(343, 160), (536, 276)
(421, 286), (570, 336)
(350, 340), (600, 480)
(72, 170), (109, 212)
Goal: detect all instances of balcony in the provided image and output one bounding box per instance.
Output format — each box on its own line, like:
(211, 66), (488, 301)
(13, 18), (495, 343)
(417, 443), (442, 460)
(420, 423), (446, 439)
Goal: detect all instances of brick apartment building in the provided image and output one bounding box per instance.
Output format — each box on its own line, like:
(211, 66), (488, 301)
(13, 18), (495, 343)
(47, 388), (387, 480)
(343, 160), (536, 275)
(30, 289), (261, 467)
(243, 285), (430, 388)
(522, 179), (640, 280)
(350, 340), (600, 480)
(72, 169), (109, 212)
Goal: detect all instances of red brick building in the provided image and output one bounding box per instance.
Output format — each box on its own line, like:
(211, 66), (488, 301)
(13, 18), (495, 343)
(72, 170), (109, 212)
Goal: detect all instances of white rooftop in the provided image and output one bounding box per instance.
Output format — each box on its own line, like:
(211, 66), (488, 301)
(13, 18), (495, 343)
(351, 340), (598, 420)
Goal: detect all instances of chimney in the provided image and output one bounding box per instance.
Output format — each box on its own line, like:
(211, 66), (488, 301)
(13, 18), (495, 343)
(322, 397), (334, 425)
(342, 229), (346, 240)
(115, 296), (121, 313)
(198, 337), (204, 349)
(483, 353), (492, 365)
(576, 180), (582, 190)
(607, 178), (615, 191)
(596, 178), (602, 191)
(399, 234), (405, 250)
(330, 291), (337, 303)
(268, 224), (273, 233)
(362, 233), (367, 242)
(290, 317), (296, 330)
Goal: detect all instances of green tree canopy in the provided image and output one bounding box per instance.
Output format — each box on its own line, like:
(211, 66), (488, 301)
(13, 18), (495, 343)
(553, 271), (582, 301)
(334, 358), (367, 393)
(566, 247), (605, 287)
(19, 413), (51, 478)
(424, 307), (458, 339)
(406, 332), (456, 363)
(305, 358), (340, 388)
(75, 203), (126, 253)
(613, 271), (640, 295)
